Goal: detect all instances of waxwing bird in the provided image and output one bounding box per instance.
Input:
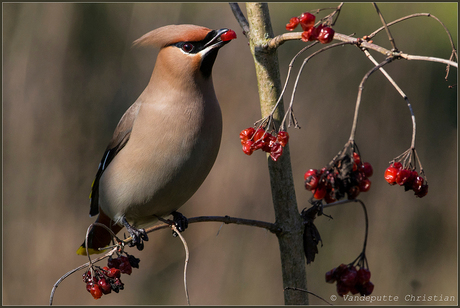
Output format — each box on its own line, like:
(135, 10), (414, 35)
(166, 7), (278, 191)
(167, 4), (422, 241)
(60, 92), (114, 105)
(77, 24), (236, 255)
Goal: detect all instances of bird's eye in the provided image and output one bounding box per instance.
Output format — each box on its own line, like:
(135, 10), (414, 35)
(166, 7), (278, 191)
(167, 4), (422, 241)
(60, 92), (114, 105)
(182, 43), (194, 53)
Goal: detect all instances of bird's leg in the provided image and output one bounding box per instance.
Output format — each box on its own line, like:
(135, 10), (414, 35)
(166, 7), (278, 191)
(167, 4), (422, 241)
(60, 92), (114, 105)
(121, 217), (149, 250)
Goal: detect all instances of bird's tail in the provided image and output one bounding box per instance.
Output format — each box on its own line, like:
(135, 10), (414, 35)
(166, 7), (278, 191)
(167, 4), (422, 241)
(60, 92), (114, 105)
(76, 209), (123, 256)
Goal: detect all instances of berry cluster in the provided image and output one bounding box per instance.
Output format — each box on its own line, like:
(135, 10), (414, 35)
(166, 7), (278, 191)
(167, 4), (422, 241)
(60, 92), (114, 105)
(384, 162), (428, 198)
(240, 127), (289, 161)
(285, 12), (335, 44)
(82, 254), (140, 300)
(304, 152), (373, 203)
(326, 264), (374, 297)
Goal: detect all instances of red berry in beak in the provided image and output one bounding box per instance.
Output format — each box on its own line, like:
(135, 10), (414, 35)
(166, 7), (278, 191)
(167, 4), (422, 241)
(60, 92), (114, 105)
(221, 29), (237, 42)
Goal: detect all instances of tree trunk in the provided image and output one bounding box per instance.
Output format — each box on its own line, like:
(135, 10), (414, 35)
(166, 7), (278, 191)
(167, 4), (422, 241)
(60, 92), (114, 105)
(245, 3), (309, 305)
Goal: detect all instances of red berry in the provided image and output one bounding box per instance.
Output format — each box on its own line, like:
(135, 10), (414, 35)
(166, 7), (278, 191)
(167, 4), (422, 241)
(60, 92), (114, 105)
(340, 266), (358, 287)
(325, 269), (336, 283)
(336, 281), (350, 297)
(317, 26), (335, 44)
(313, 184), (327, 200)
(286, 17), (300, 31)
(352, 162), (358, 172)
(90, 284), (103, 299)
(106, 268), (121, 279)
(269, 142), (283, 161)
(119, 256), (129, 263)
(353, 152), (361, 166)
(361, 162), (373, 177)
(119, 262), (132, 275)
(301, 26), (318, 42)
(262, 134), (277, 153)
(304, 169), (317, 181)
(220, 29), (237, 42)
(347, 185), (360, 200)
(253, 128), (266, 142)
(277, 131), (289, 147)
(335, 264), (348, 278)
(357, 268), (371, 284)
(396, 168), (411, 186)
(299, 12), (316, 31)
(360, 281), (374, 296)
(393, 162), (403, 170)
(324, 192), (337, 204)
(239, 127), (255, 144)
(82, 271), (92, 283)
(242, 140), (254, 155)
(98, 278), (112, 294)
(412, 176), (423, 191)
(107, 257), (120, 269)
(384, 167), (398, 185)
(86, 281), (93, 293)
(359, 178), (371, 192)
(415, 183), (428, 198)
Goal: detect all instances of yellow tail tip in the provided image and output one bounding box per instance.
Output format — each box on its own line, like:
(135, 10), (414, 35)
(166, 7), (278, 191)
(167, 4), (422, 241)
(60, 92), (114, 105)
(76, 246), (105, 256)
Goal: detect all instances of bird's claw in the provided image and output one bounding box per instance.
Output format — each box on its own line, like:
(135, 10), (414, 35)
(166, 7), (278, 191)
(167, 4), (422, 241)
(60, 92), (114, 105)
(172, 211), (188, 236)
(122, 217), (149, 251)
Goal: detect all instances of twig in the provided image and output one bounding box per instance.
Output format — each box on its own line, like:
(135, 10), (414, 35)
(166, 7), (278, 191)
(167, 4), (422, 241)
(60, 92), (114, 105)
(229, 3), (250, 39)
(372, 3), (398, 51)
(349, 57), (395, 141)
(264, 32), (457, 69)
(322, 199), (369, 256)
(118, 216), (281, 246)
(397, 53), (457, 67)
(367, 12), (457, 80)
(281, 41), (356, 130)
(363, 50), (416, 148)
(172, 225), (190, 305)
(284, 287), (333, 305)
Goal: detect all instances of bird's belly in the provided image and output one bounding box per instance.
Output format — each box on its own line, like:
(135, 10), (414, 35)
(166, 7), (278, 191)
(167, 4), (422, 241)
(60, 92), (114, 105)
(98, 107), (222, 228)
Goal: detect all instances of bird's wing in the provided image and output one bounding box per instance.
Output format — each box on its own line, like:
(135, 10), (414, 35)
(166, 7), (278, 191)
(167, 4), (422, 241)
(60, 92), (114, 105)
(89, 101), (141, 217)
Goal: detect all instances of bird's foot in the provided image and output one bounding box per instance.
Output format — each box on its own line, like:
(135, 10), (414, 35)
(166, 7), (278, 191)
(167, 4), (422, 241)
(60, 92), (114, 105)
(155, 212), (188, 237)
(171, 211), (188, 236)
(122, 217), (149, 251)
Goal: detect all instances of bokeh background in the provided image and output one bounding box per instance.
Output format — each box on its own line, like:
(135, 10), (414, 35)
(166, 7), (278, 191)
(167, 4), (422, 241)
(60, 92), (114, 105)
(3, 2), (457, 305)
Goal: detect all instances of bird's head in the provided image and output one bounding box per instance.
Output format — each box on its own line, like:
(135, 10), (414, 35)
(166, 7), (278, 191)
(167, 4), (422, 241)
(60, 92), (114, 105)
(133, 24), (237, 79)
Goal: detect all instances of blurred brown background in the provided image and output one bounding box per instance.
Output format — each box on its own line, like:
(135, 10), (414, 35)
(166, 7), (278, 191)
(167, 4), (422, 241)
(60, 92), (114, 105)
(3, 2), (457, 305)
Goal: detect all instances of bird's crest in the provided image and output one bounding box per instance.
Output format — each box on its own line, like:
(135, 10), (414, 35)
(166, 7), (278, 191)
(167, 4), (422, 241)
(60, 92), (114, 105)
(133, 24), (211, 48)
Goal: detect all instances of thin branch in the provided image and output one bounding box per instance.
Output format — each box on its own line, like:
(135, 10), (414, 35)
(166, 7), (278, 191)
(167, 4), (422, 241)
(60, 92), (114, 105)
(363, 50), (416, 148)
(284, 287), (333, 305)
(367, 12), (457, 80)
(322, 198), (369, 256)
(349, 57), (395, 141)
(281, 41), (356, 130)
(119, 216), (281, 246)
(329, 2), (344, 26)
(372, 3), (398, 51)
(368, 13), (457, 52)
(229, 3), (250, 39)
(172, 224), (190, 305)
(398, 53), (457, 67)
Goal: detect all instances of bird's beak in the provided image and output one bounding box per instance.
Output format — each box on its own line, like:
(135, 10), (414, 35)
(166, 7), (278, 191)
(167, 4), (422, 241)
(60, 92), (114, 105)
(203, 28), (237, 50)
